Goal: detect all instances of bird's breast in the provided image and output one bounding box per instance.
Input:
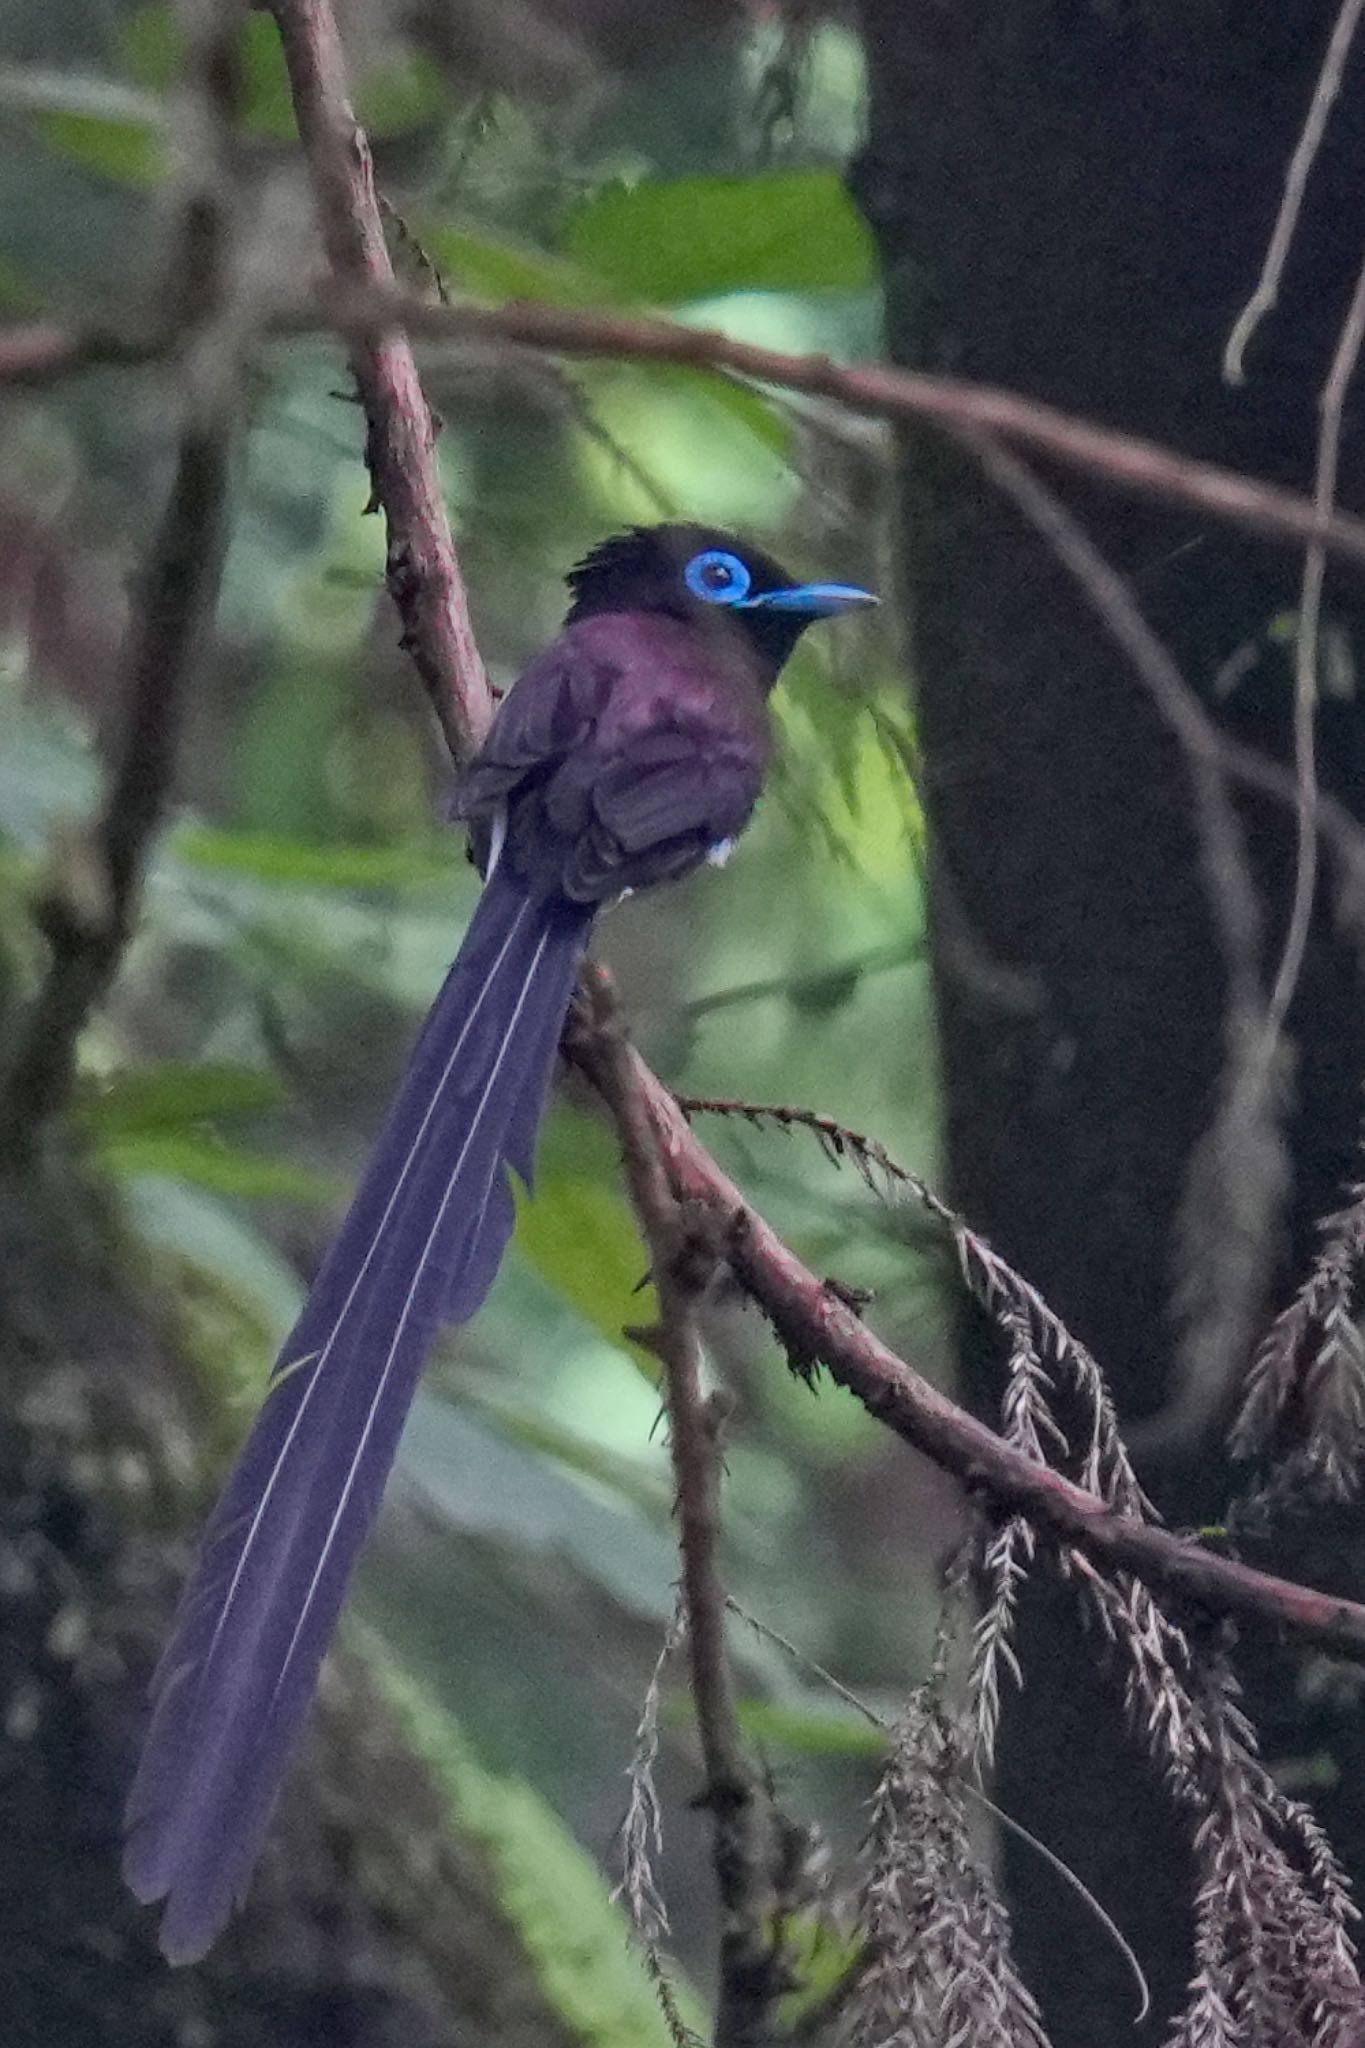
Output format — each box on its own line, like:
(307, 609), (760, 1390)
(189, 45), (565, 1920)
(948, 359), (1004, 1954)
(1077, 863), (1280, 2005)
(569, 612), (771, 753)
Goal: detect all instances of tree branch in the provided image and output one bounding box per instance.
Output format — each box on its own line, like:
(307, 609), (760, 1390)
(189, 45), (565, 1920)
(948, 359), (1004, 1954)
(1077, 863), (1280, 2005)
(267, 0), (495, 763)
(12, 280), (1365, 584)
(570, 970), (784, 2048)
(1224, 0), (1365, 384)
(653, 1081), (1365, 1664)
(0, 0), (250, 1149)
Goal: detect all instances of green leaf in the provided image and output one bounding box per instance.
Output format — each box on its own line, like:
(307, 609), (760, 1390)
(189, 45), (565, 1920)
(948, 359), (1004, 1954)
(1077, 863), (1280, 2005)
(119, 1175), (302, 1333)
(652, 364), (792, 459)
(355, 54), (447, 137)
(775, 1915), (865, 2030)
(0, 252), (39, 314)
(74, 1061), (287, 1137)
(564, 170), (875, 305)
(574, 361), (795, 525)
(513, 1106), (658, 1379)
(236, 12), (298, 140)
(118, 6), (181, 91)
(419, 224), (618, 310)
(0, 67), (163, 183)
(733, 1696), (886, 1758)
(398, 1396), (676, 1624)
(123, 8), (444, 141)
(356, 1630), (705, 2048)
(97, 1130), (336, 1204)
(463, 1387), (670, 1521)
(121, 8), (295, 140)
(176, 826), (455, 892)
(44, 109), (161, 185)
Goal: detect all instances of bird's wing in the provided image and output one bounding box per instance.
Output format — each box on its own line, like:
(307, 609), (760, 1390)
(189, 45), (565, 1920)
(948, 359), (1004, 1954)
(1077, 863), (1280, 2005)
(455, 637), (612, 817)
(559, 727), (764, 901)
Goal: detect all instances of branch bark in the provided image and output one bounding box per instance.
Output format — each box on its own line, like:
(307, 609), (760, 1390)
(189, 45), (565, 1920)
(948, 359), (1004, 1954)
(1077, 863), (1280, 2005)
(570, 972), (783, 2048)
(267, 0), (495, 763)
(645, 1067), (1365, 1664)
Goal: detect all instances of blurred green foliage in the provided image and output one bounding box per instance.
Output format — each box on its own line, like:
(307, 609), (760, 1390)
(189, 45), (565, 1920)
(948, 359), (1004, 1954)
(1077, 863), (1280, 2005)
(363, 1626), (710, 2047)
(0, 0), (945, 2013)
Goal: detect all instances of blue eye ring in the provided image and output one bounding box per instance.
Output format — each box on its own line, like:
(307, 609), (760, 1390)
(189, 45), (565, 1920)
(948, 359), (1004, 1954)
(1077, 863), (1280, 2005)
(684, 548), (752, 606)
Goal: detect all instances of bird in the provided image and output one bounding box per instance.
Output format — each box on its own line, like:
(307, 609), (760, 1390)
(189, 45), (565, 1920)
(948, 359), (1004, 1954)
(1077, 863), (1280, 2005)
(123, 522), (876, 1962)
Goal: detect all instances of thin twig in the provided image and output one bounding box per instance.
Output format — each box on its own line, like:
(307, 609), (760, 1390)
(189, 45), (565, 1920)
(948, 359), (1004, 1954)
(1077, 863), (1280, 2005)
(964, 431), (1265, 1030)
(1224, 0), (1365, 384)
(1263, 244), (1365, 1056)
(615, 1606), (702, 2048)
(729, 1591), (1150, 2022)
(963, 432), (1286, 1441)
(616, 1603), (686, 1948)
(267, 0), (495, 763)
(572, 969), (782, 2048)
(0, 0), (250, 1148)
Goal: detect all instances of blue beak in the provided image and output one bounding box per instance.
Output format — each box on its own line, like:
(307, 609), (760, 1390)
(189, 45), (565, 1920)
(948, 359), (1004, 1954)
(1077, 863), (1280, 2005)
(746, 582), (879, 616)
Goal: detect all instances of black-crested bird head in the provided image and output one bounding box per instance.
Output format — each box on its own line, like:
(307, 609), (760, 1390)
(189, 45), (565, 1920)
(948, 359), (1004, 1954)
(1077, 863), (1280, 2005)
(564, 523), (877, 683)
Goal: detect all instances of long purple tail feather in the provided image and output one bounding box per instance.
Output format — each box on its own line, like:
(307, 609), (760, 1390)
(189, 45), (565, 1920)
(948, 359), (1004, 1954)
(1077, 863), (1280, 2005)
(123, 869), (591, 1962)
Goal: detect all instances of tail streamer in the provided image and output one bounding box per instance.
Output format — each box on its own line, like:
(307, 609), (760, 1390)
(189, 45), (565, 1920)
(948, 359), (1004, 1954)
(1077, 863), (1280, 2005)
(124, 870), (591, 1961)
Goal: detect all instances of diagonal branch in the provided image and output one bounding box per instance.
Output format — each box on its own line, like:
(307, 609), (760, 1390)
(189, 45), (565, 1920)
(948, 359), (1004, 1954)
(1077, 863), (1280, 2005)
(1224, 0), (1365, 384)
(655, 1079), (1365, 1664)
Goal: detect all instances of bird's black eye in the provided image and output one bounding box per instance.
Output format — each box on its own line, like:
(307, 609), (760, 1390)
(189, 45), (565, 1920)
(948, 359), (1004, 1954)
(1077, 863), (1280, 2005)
(684, 548), (752, 606)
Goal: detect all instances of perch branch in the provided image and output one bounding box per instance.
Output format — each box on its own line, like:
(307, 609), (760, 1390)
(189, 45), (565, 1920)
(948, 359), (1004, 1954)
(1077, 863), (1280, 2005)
(273, 10), (777, 2036)
(270, 283), (1365, 577)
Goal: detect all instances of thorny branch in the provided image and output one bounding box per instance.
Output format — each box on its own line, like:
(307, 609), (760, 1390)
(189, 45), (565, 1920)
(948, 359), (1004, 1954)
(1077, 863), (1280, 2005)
(266, 0), (494, 765)
(0, 0), (250, 1147)
(253, 9), (783, 2037)
(672, 1095), (1365, 1663)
